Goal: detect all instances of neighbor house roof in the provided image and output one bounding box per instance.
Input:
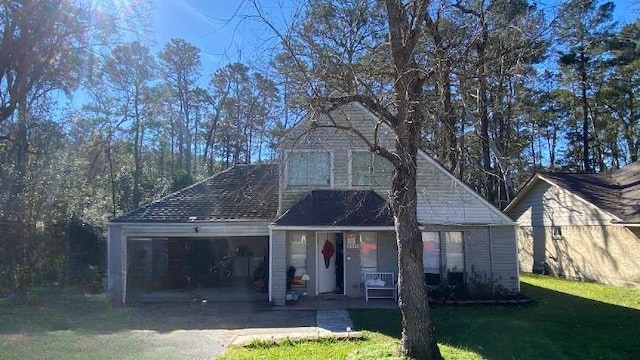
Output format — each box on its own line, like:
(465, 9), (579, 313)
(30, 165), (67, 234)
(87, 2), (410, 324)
(273, 190), (394, 227)
(111, 164), (279, 223)
(506, 162), (640, 223)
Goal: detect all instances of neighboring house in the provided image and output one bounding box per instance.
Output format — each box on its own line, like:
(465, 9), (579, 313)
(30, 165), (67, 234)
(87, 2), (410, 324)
(505, 163), (640, 287)
(107, 101), (518, 306)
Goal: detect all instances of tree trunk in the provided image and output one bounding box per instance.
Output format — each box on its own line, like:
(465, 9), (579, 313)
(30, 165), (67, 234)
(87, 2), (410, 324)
(384, 1), (442, 358)
(392, 132), (440, 359)
(579, 49), (591, 172)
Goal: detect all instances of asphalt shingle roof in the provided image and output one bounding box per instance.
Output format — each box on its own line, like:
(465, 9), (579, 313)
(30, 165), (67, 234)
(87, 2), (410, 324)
(274, 190), (394, 227)
(541, 161), (640, 223)
(111, 164), (279, 223)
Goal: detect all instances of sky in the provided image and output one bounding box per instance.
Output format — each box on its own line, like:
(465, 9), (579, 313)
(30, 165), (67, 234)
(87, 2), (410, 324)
(150, 0), (638, 82)
(152, 0), (299, 80)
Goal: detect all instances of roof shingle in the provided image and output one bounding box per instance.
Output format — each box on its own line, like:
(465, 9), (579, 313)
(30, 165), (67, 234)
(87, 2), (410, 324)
(274, 190), (393, 227)
(111, 164), (279, 223)
(541, 161), (640, 222)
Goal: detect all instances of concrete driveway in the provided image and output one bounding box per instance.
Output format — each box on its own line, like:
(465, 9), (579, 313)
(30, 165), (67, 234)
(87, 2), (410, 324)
(126, 300), (318, 359)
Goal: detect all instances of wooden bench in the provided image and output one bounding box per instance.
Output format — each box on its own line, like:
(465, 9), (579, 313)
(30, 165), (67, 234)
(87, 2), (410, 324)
(364, 272), (396, 302)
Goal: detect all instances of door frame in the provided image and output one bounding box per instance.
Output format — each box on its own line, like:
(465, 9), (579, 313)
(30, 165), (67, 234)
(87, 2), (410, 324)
(315, 231), (345, 295)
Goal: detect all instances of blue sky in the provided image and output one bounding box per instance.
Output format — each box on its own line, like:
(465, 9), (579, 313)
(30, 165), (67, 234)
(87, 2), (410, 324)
(153, 0), (299, 80)
(151, 0), (638, 81)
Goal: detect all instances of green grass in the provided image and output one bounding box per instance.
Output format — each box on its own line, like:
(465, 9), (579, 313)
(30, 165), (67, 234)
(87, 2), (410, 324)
(2, 276), (639, 359)
(222, 274), (640, 359)
(0, 287), (229, 359)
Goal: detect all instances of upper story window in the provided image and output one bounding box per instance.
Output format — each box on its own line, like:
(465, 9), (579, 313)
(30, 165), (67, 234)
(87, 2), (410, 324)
(287, 151), (331, 187)
(351, 151), (393, 187)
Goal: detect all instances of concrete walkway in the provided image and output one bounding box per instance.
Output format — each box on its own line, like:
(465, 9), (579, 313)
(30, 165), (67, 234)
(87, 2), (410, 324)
(228, 308), (358, 345)
(316, 309), (353, 332)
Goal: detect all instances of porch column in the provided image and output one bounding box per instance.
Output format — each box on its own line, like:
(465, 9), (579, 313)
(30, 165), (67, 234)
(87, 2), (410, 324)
(107, 225), (126, 306)
(270, 230), (286, 305)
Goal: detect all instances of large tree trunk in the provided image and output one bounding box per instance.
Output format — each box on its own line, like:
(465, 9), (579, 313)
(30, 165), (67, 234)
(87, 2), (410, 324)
(392, 119), (440, 359)
(384, 1), (442, 358)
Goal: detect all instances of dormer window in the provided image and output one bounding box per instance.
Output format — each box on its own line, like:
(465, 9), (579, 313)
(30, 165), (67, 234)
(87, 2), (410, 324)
(351, 151), (392, 187)
(287, 151), (331, 187)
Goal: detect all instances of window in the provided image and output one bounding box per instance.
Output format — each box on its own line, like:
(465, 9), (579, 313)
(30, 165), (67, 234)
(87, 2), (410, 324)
(422, 232), (441, 285)
(288, 232), (307, 276)
(287, 151), (331, 187)
(552, 226), (562, 239)
(359, 232), (378, 277)
(351, 151), (392, 187)
(445, 232), (464, 285)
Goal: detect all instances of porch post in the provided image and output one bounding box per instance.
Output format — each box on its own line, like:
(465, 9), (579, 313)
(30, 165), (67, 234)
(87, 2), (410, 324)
(107, 225), (126, 306)
(270, 229), (286, 305)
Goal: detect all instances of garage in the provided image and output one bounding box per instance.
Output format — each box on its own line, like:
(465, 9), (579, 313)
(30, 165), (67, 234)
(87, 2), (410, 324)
(126, 236), (269, 303)
(107, 164), (279, 305)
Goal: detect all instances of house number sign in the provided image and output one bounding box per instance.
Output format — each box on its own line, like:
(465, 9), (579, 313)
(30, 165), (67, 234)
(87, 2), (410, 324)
(346, 232), (359, 249)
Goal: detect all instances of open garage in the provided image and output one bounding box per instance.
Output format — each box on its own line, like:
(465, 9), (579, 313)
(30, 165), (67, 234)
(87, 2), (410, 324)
(107, 164), (278, 305)
(126, 236), (269, 302)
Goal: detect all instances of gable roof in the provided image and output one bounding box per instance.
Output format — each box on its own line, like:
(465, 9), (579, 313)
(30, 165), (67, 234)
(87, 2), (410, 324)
(273, 190), (394, 227)
(352, 102), (515, 225)
(505, 162), (640, 223)
(111, 164), (279, 223)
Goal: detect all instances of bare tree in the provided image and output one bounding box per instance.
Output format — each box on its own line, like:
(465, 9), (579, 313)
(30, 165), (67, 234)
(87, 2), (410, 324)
(251, 0), (442, 358)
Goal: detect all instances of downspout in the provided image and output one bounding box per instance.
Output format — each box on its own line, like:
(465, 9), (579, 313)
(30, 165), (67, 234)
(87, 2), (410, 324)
(268, 227), (273, 303)
(489, 226), (494, 298)
(122, 234), (127, 305)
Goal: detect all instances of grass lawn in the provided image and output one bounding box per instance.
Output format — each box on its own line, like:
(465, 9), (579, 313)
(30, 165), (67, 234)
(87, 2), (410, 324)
(0, 288), (231, 360)
(221, 274), (640, 360)
(1, 275), (638, 359)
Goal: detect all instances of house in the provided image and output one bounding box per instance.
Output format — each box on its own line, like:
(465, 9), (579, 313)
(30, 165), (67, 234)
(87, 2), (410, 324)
(504, 163), (640, 287)
(107, 101), (519, 306)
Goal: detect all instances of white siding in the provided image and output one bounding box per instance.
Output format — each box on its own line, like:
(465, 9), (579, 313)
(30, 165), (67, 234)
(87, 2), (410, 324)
(279, 102), (394, 212)
(508, 180), (615, 226)
(280, 102), (510, 226)
(416, 156), (510, 224)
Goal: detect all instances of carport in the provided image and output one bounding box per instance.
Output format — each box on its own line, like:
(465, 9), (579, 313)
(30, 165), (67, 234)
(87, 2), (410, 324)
(107, 164), (278, 305)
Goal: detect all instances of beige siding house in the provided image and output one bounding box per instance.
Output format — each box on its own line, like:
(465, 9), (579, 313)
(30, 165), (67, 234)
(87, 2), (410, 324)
(107, 101), (519, 305)
(505, 164), (640, 287)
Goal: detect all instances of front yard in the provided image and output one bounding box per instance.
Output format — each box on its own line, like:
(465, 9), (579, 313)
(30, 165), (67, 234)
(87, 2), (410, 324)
(1, 274), (638, 359)
(222, 274), (640, 359)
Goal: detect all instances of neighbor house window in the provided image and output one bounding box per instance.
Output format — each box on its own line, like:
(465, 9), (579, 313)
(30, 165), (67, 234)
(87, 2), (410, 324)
(422, 232), (441, 285)
(351, 151), (392, 187)
(359, 232), (378, 277)
(288, 232), (307, 276)
(552, 226), (562, 239)
(287, 151), (331, 187)
(444, 232), (464, 285)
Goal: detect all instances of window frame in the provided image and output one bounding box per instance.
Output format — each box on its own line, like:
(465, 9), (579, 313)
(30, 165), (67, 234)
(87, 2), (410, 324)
(359, 231), (378, 279)
(349, 151), (393, 187)
(287, 231), (308, 277)
(422, 231), (465, 286)
(285, 150), (333, 188)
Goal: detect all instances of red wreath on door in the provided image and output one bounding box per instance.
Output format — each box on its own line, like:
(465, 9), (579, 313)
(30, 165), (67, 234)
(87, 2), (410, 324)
(321, 240), (335, 269)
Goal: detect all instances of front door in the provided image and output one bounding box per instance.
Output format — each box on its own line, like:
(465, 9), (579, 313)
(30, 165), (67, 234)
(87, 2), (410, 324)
(317, 233), (336, 294)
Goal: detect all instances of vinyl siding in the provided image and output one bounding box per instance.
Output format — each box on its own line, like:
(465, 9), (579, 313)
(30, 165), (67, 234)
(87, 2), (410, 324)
(416, 157), (509, 224)
(279, 102), (394, 212)
(344, 234), (362, 297)
(423, 225), (519, 293)
(271, 230), (287, 305)
(279, 102), (510, 226)
(490, 226), (520, 291)
(519, 225), (640, 286)
(507, 180), (615, 226)
(107, 225), (125, 305)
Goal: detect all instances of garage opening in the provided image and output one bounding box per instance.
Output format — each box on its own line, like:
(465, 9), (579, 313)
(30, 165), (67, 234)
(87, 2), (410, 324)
(126, 236), (269, 303)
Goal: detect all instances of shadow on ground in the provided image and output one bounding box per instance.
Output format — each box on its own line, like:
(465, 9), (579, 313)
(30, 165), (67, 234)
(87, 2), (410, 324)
(350, 282), (640, 360)
(0, 295), (315, 335)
